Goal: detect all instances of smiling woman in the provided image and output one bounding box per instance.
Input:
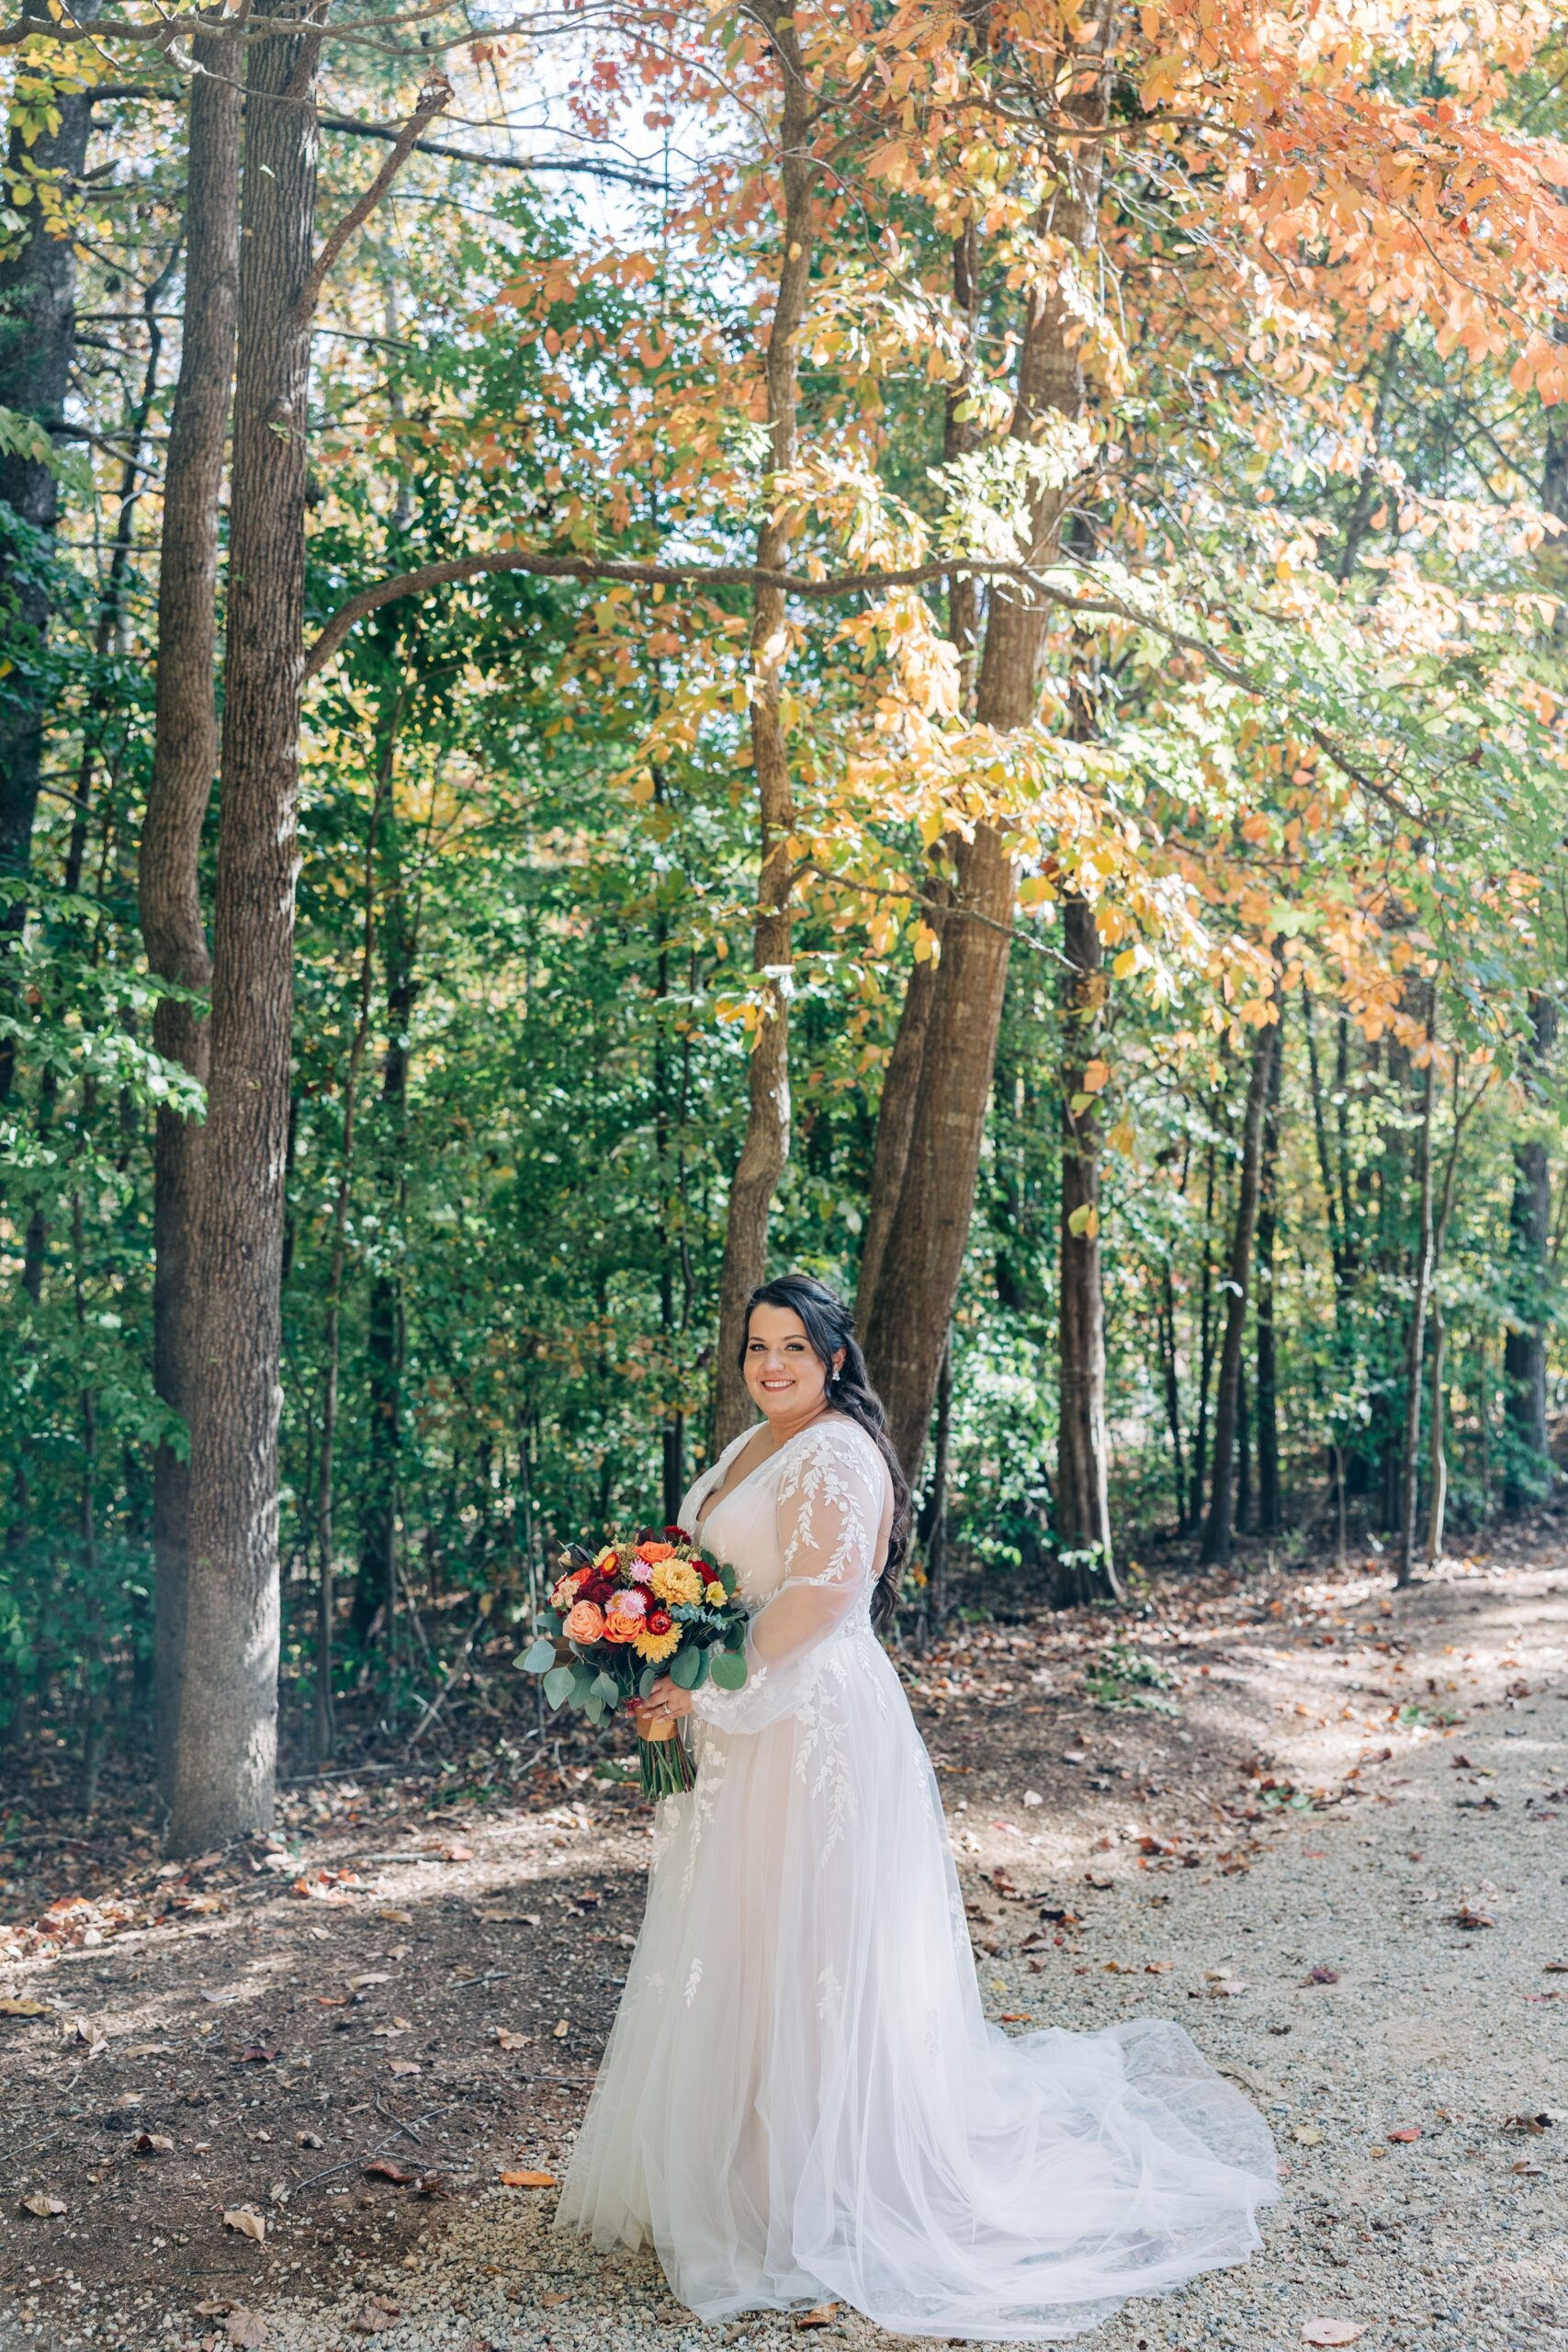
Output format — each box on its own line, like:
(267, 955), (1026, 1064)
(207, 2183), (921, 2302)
(554, 1272), (1279, 2337)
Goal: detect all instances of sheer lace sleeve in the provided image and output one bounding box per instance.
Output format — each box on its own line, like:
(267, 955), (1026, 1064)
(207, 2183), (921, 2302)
(689, 1419), (886, 1736)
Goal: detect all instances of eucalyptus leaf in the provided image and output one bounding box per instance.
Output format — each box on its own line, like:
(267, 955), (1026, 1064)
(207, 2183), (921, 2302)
(520, 1636), (558, 1675)
(708, 1650), (748, 1690)
(542, 1662), (577, 1708)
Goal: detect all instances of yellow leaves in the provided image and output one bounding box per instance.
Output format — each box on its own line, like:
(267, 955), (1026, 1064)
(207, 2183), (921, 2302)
(1066, 1204), (1100, 1240)
(1018, 874), (1057, 908)
(1081, 1058), (1111, 1095)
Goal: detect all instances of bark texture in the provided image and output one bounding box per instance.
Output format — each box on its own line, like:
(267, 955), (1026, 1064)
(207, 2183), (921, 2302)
(711, 1), (815, 1450)
(1200, 1008), (1279, 1566)
(164, 2), (321, 1851)
(863, 9), (1113, 1482)
(141, 41), (241, 1815)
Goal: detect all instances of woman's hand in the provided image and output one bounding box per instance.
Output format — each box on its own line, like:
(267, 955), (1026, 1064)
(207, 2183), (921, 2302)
(633, 1674), (696, 1733)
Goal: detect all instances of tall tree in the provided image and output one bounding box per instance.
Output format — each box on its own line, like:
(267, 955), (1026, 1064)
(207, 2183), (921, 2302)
(1055, 891), (1118, 1600)
(140, 39), (241, 1818)
(162, 0), (325, 1849)
(162, 37), (448, 1847)
(1396, 1001), (1438, 1588)
(1254, 999), (1284, 1536)
(863, 1), (1115, 1480)
(1201, 1002), (1279, 1566)
(710, 0), (816, 1450)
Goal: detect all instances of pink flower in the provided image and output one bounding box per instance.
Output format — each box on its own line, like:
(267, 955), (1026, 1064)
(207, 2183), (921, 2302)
(611, 1587), (648, 1617)
(627, 1557), (654, 1585)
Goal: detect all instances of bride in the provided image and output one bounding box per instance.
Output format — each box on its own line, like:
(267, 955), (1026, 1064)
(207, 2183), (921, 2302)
(553, 1272), (1278, 2338)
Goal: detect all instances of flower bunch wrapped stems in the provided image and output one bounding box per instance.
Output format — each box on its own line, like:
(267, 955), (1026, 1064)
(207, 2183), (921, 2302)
(517, 1530), (750, 1798)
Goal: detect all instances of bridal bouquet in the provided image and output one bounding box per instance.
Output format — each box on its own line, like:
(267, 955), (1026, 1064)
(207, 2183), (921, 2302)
(517, 1530), (750, 1798)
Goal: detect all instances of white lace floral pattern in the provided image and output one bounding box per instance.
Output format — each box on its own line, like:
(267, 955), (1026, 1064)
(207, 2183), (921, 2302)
(554, 1409), (1279, 2340)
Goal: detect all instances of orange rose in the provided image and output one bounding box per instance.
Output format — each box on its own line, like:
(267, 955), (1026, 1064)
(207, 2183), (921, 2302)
(636, 1540), (676, 1565)
(601, 1611), (641, 1644)
(564, 1600), (605, 1644)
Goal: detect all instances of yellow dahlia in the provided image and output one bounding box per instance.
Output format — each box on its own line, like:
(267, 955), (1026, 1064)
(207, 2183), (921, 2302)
(651, 1560), (703, 1608)
(633, 1624), (682, 1664)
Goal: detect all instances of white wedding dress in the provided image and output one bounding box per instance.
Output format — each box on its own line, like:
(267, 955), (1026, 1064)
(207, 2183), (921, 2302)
(554, 1415), (1278, 2338)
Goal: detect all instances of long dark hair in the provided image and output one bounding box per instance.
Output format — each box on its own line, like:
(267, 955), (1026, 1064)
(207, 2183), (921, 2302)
(739, 1272), (911, 1630)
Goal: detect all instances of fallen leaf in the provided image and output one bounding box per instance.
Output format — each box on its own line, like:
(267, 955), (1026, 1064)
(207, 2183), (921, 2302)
(378, 1908), (414, 1926)
(296, 2130), (324, 2149)
(348, 2295), (401, 2335)
(1387, 2126), (1421, 2143)
(494, 2029), (528, 2050)
(443, 1843), (475, 1863)
(238, 2044), (279, 2064)
(350, 1973), (392, 1989)
(388, 2057), (422, 2076)
(0, 1998), (50, 2018)
(224, 2313), (269, 2348)
(1544, 1961), (1568, 1974)
(134, 2132), (175, 2154)
(194, 2301), (235, 2319)
(1145, 1961), (1173, 1974)
(1450, 1905), (1496, 1929)
(19, 2189), (65, 2216)
(222, 2208), (265, 2243)
(552, 2018), (570, 2039)
(539, 2291), (570, 2307)
(1502, 2112), (1554, 2134)
(363, 2160), (414, 2185)
(1292, 2125), (1325, 2146)
(1304, 1965), (1341, 1985)
(499, 2168), (556, 2188)
(795, 2308), (840, 2330)
(1302, 2326), (1365, 2347)
(1511, 2158), (1545, 2177)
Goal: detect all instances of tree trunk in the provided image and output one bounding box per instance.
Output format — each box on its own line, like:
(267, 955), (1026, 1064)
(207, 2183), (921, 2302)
(1426, 1303), (1449, 1566)
(164, 2), (321, 1852)
(1201, 1008), (1279, 1566)
(1256, 1004), (1283, 1534)
(856, 227), (975, 1339)
(141, 40), (241, 1819)
(0, 0), (103, 1099)
(1503, 993), (1557, 1507)
(710, 0), (815, 1451)
(1396, 1018), (1438, 1587)
(863, 7), (1114, 1480)
(856, 908), (944, 1331)
(1055, 892), (1118, 1601)
(313, 763), (383, 1758)
(355, 792), (416, 1643)
(1190, 1138), (1218, 1529)
(1157, 1261), (1186, 1532)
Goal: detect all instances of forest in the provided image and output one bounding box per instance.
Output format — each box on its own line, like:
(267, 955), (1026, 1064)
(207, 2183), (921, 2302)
(2, 0), (1567, 1857)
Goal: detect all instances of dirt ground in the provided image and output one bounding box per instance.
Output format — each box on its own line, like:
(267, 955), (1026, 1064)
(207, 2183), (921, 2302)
(1, 1531), (1564, 2352)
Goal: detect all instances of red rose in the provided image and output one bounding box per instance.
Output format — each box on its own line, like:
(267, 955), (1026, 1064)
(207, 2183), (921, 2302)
(664, 1524), (690, 1541)
(580, 1575), (615, 1608)
(645, 1607), (672, 1635)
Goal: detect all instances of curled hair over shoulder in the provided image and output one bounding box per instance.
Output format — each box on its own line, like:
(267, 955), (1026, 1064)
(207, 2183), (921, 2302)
(739, 1272), (911, 1631)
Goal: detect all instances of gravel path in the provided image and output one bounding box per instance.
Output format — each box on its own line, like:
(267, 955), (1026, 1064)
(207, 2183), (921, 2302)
(6, 1550), (1564, 2352)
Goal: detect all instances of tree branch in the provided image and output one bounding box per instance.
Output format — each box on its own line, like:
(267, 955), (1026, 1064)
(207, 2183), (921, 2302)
(303, 544), (1427, 829)
(318, 114), (661, 188)
(292, 74), (452, 327)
